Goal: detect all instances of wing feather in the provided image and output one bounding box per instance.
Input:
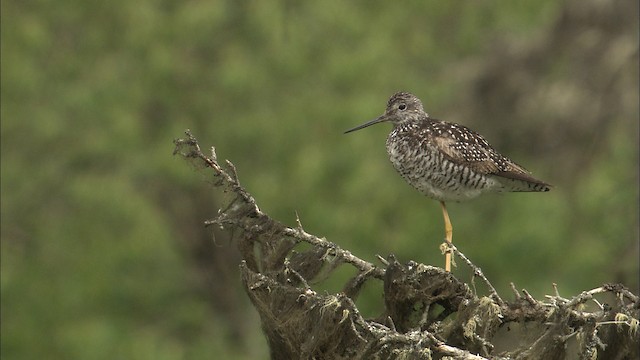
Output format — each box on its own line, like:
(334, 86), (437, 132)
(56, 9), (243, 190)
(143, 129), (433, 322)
(430, 121), (550, 189)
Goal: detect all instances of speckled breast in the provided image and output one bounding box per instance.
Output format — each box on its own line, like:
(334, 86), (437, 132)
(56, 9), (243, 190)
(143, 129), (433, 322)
(385, 129), (500, 202)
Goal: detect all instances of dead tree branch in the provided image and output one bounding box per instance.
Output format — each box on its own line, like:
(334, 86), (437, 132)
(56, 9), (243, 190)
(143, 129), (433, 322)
(174, 130), (639, 360)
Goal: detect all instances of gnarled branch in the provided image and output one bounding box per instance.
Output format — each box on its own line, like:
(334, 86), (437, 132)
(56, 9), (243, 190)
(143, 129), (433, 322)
(174, 130), (639, 360)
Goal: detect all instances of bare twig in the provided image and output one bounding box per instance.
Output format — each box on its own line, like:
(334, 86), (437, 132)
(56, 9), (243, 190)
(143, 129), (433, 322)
(281, 225), (385, 280)
(445, 241), (504, 306)
(175, 130), (385, 280)
(510, 282), (521, 300)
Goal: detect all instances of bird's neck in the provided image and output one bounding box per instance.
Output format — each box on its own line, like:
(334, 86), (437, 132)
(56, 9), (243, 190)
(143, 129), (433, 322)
(394, 117), (432, 132)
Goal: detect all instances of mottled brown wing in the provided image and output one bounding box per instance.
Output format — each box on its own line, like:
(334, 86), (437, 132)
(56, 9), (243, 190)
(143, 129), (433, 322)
(433, 131), (503, 174)
(433, 124), (550, 188)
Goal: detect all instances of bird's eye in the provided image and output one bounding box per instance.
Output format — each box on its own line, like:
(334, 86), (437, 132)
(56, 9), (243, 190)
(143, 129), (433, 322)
(398, 104), (407, 110)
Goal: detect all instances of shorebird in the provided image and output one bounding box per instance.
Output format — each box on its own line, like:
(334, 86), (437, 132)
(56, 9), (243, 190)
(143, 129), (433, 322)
(345, 92), (550, 271)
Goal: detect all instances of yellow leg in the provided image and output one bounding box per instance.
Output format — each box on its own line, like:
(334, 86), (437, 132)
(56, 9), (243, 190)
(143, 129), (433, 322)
(440, 201), (453, 272)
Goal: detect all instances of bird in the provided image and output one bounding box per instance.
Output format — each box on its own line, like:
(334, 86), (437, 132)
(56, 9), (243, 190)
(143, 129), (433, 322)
(344, 92), (550, 272)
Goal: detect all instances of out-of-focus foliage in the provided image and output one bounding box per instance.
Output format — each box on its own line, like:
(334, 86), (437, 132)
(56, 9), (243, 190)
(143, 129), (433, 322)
(1, 0), (637, 359)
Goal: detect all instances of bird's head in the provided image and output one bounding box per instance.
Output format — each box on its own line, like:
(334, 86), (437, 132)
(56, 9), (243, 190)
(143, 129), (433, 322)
(344, 92), (427, 134)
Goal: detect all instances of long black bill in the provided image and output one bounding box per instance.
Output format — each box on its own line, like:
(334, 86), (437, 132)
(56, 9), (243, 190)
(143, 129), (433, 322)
(344, 116), (388, 134)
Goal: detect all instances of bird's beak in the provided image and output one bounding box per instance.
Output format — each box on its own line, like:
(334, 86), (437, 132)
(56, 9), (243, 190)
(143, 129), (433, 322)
(344, 115), (389, 134)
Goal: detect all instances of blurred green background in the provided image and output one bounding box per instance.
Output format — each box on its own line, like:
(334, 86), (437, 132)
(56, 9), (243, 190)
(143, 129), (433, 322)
(2, 0), (638, 359)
